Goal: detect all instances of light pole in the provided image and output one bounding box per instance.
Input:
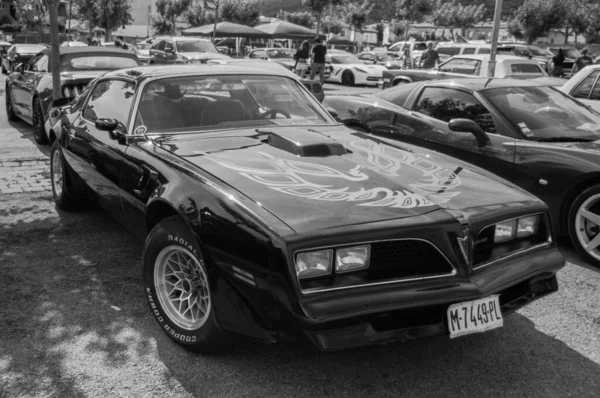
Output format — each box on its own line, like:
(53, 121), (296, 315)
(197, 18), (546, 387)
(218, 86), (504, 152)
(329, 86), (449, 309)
(68, 0), (72, 37)
(488, 0), (504, 78)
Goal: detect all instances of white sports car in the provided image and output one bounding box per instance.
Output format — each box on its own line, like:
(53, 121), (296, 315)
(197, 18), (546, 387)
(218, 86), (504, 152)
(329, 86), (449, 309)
(325, 52), (387, 86)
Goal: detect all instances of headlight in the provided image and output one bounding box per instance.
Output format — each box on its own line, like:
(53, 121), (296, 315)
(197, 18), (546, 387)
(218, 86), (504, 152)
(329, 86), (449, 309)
(516, 215), (540, 238)
(295, 250), (333, 279)
(335, 245), (370, 273)
(354, 67), (367, 73)
(494, 219), (517, 243)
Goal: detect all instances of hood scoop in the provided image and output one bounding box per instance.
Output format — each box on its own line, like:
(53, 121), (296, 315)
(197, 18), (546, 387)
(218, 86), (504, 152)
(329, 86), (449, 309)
(262, 128), (348, 157)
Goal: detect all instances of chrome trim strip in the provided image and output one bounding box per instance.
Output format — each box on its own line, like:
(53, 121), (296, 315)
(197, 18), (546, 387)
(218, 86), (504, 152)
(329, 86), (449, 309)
(232, 266), (254, 280)
(472, 241), (552, 271)
(293, 238), (457, 295)
(233, 272), (256, 287)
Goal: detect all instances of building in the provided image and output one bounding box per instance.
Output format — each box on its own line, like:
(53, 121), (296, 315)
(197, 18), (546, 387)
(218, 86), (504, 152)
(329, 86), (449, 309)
(130, 0), (153, 26)
(0, 0), (17, 24)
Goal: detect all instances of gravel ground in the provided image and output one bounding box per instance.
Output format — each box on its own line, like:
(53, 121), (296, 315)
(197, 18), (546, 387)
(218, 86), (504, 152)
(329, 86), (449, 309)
(1, 192), (599, 398)
(0, 76), (599, 397)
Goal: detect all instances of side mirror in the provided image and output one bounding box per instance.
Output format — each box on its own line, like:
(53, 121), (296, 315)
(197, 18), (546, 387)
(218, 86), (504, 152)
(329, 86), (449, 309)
(95, 118), (118, 131)
(52, 97), (70, 108)
(448, 118), (490, 147)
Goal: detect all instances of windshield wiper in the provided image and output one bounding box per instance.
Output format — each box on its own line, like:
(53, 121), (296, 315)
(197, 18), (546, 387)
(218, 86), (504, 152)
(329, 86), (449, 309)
(531, 137), (599, 142)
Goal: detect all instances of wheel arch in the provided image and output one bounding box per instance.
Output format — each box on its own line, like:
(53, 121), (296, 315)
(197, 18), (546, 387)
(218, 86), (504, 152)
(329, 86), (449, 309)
(393, 76), (412, 86)
(560, 173), (600, 233)
(146, 198), (188, 235)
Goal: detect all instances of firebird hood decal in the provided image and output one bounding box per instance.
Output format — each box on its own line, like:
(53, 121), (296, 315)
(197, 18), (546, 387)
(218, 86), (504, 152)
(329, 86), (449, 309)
(200, 140), (461, 209)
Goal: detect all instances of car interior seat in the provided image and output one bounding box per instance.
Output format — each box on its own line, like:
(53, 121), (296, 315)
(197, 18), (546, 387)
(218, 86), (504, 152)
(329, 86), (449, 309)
(139, 94), (185, 131)
(200, 99), (249, 126)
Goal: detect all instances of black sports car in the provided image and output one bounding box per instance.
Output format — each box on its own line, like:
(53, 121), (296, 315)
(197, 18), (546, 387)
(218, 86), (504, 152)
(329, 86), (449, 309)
(5, 47), (140, 145)
(323, 78), (600, 266)
(46, 66), (564, 352)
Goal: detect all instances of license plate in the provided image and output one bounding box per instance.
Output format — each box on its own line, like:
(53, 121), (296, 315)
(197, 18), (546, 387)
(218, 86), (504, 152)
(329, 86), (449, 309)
(447, 295), (503, 338)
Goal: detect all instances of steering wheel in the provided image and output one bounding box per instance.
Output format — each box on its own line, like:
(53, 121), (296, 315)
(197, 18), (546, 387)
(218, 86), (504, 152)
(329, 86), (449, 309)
(534, 106), (569, 119)
(258, 109), (291, 119)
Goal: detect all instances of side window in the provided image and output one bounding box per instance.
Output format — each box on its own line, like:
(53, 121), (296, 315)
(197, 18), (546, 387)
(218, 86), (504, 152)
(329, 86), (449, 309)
(571, 70), (599, 99)
(164, 41), (174, 52)
(477, 47), (491, 54)
(82, 80), (136, 125)
(251, 50), (266, 59)
(414, 87), (497, 133)
(70, 83), (94, 112)
(589, 78), (600, 100)
(156, 40), (166, 51)
(29, 55), (48, 72)
(25, 54), (42, 71)
(438, 59), (481, 75)
(462, 47), (476, 55)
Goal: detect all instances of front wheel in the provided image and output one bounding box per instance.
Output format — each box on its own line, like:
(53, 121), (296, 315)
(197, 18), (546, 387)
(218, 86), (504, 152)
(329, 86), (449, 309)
(33, 99), (49, 145)
(5, 87), (17, 121)
(50, 141), (79, 211)
(143, 215), (231, 353)
(568, 185), (600, 267)
(342, 70), (355, 86)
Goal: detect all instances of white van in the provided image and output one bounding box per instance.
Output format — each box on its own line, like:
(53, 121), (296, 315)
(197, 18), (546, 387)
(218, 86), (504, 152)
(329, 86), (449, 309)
(435, 43), (491, 61)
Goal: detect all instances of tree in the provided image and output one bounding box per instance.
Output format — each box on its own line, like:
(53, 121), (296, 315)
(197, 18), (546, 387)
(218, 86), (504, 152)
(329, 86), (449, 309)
(45, 0), (61, 100)
(14, 0), (46, 41)
(394, 0), (434, 40)
(77, 0), (132, 41)
(276, 10), (315, 28)
(302, 0), (344, 35)
(339, 0), (374, 33)
(508, 0), (565, 44)
(220, 0), (262, 27)
(563, 0), (593, 44)
(454, 2), (485, 36)
(322, 16), (344, 34)
(153, 0), (193, 35)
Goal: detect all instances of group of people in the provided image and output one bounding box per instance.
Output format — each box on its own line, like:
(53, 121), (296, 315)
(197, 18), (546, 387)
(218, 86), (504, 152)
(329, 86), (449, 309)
(552, 48), (593, 77)
(84, 35), (129, 49)
(293, 37), (328, 84)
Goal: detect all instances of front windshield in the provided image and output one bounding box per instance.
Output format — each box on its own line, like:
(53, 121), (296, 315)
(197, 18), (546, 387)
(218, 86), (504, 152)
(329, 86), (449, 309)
(328, 54), (361, 64)
(373, 53), (392, 61)
(61, 54), (139, 71)
(175, 40), (218, 53)
(134, 75), (333, 133)
(481, 86), (600, 140)
(17, 45), (46, 54)
(267, 49), (294, 59)
(529, 46), (553, 57)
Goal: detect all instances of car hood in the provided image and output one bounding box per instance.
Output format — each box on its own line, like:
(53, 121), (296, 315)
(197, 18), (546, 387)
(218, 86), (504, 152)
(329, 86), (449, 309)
(154, 126), (538, 232)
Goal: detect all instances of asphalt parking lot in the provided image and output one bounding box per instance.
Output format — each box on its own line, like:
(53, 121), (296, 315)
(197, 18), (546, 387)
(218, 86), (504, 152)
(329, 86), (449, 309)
(0, 75), (599, 398)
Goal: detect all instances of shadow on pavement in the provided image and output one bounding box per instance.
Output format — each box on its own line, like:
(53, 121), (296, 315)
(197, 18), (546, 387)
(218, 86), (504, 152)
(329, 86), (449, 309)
(1, 192), (598, 397)
(6, 120), (51, 159)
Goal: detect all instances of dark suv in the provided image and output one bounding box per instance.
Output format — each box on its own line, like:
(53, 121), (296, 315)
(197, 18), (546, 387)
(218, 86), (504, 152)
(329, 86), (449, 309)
(149, 37), (230, 65)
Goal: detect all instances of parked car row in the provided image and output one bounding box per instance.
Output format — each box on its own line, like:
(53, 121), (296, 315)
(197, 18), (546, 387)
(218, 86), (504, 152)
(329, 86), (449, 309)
(7, 36), (600, 355)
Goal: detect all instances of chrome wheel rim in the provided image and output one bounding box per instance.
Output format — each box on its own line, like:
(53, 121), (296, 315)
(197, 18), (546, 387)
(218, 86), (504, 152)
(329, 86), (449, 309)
(154, 245), (211, 330)
(51, 149), (63, 197)
(575, 193), (600, 261)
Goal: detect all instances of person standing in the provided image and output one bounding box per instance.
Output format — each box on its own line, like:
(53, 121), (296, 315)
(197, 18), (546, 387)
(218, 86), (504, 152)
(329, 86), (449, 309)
(419, 41), (440, 69)
(118, 36), (129, 50)
(573, 49), (593, 74)
(552, 48), (565, 77)
(402, 48), (414, 69)
(310, 38), (327, 84)
(294, 41), (310, 78)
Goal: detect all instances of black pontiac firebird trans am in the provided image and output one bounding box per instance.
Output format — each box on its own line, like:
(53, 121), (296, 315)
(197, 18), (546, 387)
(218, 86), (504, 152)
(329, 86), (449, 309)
(43, 65), (564, 352)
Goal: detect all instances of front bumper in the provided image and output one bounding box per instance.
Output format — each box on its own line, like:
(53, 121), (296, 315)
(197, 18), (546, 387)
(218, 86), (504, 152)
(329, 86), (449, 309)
(290, 246), (564, 351)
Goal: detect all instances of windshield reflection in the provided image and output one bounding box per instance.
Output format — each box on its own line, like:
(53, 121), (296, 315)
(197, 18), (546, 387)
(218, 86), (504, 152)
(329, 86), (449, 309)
(481, 86), (600, 140)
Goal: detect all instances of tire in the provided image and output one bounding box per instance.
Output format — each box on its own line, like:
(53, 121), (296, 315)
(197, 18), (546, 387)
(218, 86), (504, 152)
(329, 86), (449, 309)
(33, 99), (49, 145)
(568, 184), (600, 267)
(342, 70), (355, 86)
(50, 141), (79, 211)
(393, 79), (409, 86)
(143, 215), (231, 353)
(5, 87), (18, 121)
